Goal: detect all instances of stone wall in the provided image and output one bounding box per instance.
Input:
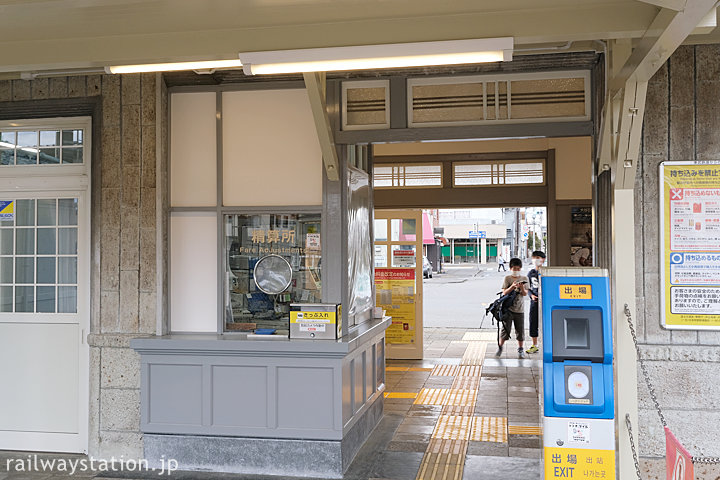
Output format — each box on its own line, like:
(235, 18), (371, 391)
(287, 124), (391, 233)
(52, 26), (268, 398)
(0, 74), (166, 458)
(637, 44), (720, 477)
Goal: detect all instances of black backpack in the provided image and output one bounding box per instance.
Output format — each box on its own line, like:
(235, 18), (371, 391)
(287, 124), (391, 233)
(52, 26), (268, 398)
(484, 289), (518, 346)
(485, 289), (518, 324)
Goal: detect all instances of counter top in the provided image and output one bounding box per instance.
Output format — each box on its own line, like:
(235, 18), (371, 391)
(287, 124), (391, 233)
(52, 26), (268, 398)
(130, 316), (391, 358)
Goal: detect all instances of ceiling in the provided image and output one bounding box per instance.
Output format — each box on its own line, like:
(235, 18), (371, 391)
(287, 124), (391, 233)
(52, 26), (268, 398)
(0, 0), (716, 75)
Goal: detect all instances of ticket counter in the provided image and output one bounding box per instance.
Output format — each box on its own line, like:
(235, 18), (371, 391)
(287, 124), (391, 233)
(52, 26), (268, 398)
(131, 87), (387, 477)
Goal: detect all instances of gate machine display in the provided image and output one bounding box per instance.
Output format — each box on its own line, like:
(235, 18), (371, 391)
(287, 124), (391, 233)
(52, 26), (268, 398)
(540, 268), (616, 480)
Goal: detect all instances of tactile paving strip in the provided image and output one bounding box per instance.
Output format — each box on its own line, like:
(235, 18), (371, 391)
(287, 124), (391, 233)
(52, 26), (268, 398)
(451, 376), (480, 390)
(460, 342), (487, 366)
(430, 364), (458, 377)
(416, 440), (467, 480)
(469, 416), (508, 443)
(508, 425), (542, 435)
(431, 415), (473, 440)
(441, 405), (476, 416)
(462, 332), (498, 342)
(414, 388), (477, 407)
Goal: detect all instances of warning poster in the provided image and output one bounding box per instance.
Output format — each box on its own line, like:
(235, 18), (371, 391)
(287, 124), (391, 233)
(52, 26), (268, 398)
(660, 162), (720, 329)
(375, 268), (416, 344)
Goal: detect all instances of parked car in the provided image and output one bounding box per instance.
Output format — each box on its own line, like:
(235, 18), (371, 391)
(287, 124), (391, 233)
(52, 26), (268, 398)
(422, 256), (433, 278)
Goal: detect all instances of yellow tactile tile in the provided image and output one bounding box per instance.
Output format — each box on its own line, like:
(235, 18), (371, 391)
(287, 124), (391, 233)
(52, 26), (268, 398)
(451, 376), (480, 390)
(462, 332), (497, 342)
(430, 364), (458, 377)
(441, 405), (476, 417)
(385, 366), (409, 372)
(431, 415), (473, 440)
(414, 388), (450, 405)
(384, 392), (419, 399)
(430, 365), (483, 377)
(460, 342), (487, 366)
(414, 388), (477, 407)
(446, 388), (478, 407)
(469, 416), (508, 443)
(508, 425), (542, 435)
(416, 440), (467, 480)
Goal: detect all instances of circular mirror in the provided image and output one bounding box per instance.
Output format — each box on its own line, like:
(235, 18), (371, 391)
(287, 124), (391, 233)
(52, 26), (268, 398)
(253, 255), (293, 295)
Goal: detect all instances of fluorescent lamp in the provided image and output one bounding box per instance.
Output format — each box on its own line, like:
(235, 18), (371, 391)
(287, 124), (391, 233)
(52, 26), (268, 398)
(239, 38), (513, 75)
(105, 59), (243, 74)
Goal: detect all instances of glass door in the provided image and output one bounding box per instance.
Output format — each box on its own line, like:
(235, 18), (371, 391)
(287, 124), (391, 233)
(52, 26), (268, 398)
(374, 209), (423, 359)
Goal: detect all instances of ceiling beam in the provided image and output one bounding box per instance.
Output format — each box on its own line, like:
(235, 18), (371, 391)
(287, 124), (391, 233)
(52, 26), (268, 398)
(304, 72), (340, 182)
(600, 0), (718, 189)
(635, 0), (686, 11)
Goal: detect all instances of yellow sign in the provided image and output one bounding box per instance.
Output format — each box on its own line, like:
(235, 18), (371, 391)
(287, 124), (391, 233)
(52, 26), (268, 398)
(661, 162), (720, 328)
(375, 268), (416, 344)
(545, 447), (615, 479)
(559, 285), (592, 300)
(290, 311), (336, 324)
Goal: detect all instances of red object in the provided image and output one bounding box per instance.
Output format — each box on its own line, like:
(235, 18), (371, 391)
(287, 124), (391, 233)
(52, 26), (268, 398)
(665, 427), (694, 480)
(693, 203), (702, 213)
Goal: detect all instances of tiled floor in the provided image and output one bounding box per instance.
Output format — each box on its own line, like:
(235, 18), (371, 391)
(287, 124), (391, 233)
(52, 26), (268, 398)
(0, 327), (543, 480)
(382, 327), (542, 479)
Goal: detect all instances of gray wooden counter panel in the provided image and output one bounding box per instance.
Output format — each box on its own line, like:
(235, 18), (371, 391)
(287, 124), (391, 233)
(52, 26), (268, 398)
(131, 318), (389, 441)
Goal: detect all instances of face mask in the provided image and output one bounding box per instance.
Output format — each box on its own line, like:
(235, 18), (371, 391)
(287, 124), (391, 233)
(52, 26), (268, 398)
(511, 270), (520, 277)
(533, 259), (544, 267)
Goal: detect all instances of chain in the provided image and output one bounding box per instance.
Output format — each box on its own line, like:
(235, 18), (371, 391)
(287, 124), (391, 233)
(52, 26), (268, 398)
(625, 414), (643, 480)
(623, 304), (666, 428)
(624, 304), (720, 465)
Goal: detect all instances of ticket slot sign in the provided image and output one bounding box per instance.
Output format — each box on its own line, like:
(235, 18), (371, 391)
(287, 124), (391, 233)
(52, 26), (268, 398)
(289, 303), (341, 339)
(660, 161), (720, 329)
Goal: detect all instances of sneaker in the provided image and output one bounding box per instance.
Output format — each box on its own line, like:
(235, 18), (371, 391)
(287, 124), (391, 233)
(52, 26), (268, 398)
(518, 347), (525, 359)
(526, 345), (539, 354)
(495, 346), (503, 357)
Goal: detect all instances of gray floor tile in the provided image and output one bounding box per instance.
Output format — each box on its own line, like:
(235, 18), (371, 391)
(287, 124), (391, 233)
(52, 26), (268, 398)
(466, 442), (510, 457)
(371, 452), (425, 480)
(509, 447), (542, 459)
(509, 435), (542, 449)
(462, 455), (542, 480)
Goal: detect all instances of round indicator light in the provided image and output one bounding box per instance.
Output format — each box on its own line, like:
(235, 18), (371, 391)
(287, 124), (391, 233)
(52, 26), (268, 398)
(567, 371), (590, 399)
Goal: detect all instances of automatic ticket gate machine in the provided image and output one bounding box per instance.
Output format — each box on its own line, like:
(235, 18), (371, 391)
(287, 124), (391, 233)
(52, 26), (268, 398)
(540, 268), (616, 480)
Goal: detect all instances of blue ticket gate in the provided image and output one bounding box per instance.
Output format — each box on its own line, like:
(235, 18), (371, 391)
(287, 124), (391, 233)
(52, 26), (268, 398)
(541, 268), (616, 479)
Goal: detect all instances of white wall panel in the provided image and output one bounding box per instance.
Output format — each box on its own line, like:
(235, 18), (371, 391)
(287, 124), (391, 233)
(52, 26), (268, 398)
(170, 92), (217, 207)
(170, 212), (217, 332)
(222, 90), (322, 207)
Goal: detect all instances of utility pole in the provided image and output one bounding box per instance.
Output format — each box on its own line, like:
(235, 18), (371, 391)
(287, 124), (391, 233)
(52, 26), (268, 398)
(475, 223), (479, 266)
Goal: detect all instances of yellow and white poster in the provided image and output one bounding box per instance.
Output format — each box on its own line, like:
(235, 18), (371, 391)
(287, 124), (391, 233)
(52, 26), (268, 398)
(660, 162), (720, 329)
(375, 268), (416, 344)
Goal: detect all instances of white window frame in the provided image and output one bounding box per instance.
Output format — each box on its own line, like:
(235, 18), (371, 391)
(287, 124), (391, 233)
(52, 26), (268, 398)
(452, 159), (546, 188)
(373, 162), (444, 189)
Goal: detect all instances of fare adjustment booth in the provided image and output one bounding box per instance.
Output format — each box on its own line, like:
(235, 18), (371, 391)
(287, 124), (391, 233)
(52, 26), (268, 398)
(130, 88), (389, 478)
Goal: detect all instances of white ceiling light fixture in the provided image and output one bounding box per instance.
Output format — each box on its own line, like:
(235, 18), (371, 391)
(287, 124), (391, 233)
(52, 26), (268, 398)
(239, 38), (513, 75)
(105, 59), (243, 74)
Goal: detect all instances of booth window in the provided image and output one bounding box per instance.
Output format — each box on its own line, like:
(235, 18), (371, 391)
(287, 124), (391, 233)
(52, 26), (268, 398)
(224, 213), (321, 332)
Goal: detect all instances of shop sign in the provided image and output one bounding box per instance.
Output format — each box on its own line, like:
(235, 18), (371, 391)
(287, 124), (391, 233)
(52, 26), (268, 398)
(660, 162), (720, 329)
(665, 427), (693, 480)
(375, 268), (415, 344)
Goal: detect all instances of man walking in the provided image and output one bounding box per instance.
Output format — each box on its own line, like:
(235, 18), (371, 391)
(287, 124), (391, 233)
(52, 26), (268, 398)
(496, 257), (528, 358)
(497, 254), (506, 272)
(525, 250), (545, 354)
